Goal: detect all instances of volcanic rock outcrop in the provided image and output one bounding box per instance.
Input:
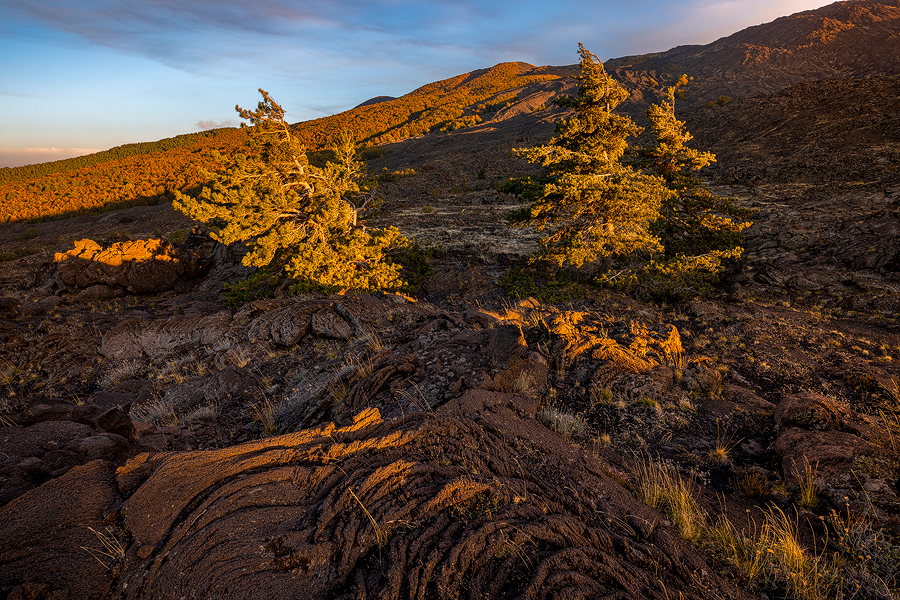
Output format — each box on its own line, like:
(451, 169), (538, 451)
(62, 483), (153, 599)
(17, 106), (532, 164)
(54, 236), (210, 298)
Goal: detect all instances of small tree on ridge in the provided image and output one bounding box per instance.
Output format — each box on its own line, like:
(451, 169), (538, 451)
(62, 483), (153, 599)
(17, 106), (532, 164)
(173, 89), (404, 292)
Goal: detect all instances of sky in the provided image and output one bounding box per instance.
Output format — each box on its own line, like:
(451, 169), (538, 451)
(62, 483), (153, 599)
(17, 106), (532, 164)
(0, 0), (833, 168)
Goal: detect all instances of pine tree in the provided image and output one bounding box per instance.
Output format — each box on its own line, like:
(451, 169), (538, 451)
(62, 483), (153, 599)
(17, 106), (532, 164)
(626, 78), (752, 295)
(508, 44), (672, 269)
(173, 89), (404, 292)
(508, 47), (751, 298)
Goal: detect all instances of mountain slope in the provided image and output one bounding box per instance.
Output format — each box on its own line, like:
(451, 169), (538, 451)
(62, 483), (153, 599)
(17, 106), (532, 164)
(0, 63), (562, 222)
(609, 0), (900, 106)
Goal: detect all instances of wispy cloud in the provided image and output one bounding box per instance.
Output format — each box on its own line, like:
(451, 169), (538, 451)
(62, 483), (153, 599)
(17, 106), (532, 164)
(0, 0), (834, 160)
(0, 88), (38, 99)
(0, 0), (833, 74)
(196, 119), (237, 130)
(0, 147), (101, 169)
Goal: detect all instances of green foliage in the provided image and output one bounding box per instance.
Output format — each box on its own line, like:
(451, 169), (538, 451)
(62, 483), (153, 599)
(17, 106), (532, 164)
(174, 90), (406, 293)
(508, 44), (670, 269)
(0, 245), (43, 262)
(222, 268), (282, 307)
(614, 79), (752, 298)
(704, 96), (733, 108)
(508, 47), (751, 300)
(390, 240), (442, 292)
(378, 167), (417, 182)
(501, 267), (585, 304)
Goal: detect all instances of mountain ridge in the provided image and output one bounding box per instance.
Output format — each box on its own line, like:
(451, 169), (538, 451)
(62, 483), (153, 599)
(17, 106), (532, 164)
(608, 0), (900, 106)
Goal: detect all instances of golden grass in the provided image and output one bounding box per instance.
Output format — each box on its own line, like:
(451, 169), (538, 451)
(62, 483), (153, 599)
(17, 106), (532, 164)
(708, 516), (765, 582)
(251, 397), (278, 436)
(760, 506), (836, 600)
(708, 419), (741, 466)
(793, 456), (820, 510)
(631, 454), (847, 599)
(349, 488), (387, 548)
(632, 455), (705, 542)
(80, 526), (126, 570)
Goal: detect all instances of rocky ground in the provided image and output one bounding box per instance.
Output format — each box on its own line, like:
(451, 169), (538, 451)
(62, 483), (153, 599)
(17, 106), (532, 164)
(0, 75), (899, 599)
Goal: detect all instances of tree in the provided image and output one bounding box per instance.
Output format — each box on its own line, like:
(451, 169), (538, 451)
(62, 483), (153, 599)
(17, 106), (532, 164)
(507, 44), (672, 269)
(509, 46), (751, 298)
(173, 89), (404, 292)
(626, 78), (752, 295)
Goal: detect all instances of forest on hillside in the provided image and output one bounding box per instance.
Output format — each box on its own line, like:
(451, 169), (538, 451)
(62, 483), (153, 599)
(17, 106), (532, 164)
(0, 62), (558, 223)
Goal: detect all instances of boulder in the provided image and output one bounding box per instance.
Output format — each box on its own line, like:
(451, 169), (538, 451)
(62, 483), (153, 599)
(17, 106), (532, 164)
(100, 311), (235, 360)
(311, 306), (354, 339)
(54, 237), (207, 297)
(775, 391), (853, 430)
(0, 460), (120, 599)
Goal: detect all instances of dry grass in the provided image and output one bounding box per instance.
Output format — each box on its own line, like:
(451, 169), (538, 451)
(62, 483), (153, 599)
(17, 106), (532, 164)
(513, 371), (534, 394)
(734, 470), (771, 501)
(187, 401), (219, 424)
(539, 406), (589, 440)
(132, 397), (180, 427)
(396, 384), (433, 414)
(631, 454), (705, 542)
(708, 506), (838, 599)
(879, 409), (900, 453)
(80, 526), (126, 570)
(593, 337), (656, 373)
(590, 386), (614, 407)
(592, 322), (686, 377)
(708, 516), (765, 583)
(631, 455), (847, 599)
(793, 456), (820, 510)
(757, 506), (835, 600)
(349, 488), (387, 548)
(251, 397), (278, 436)
(707, 419), (740, 466)
(880, 378), (900, 453)
(827, 506), (900, 597)
(885, 377), (900, 405)
(101, 359), (143, 387)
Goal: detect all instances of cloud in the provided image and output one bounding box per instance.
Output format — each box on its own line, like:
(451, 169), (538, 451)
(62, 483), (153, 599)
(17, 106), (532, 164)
(0, 147), (102, 169)
(196, 119), (237, 130)
(1, 0), (836, 71)
(0, 88), (37, 99)
(0, 0), (835, 122)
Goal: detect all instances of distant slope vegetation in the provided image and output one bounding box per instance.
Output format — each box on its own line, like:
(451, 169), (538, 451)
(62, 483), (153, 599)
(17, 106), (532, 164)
(0, 62), (559, 223)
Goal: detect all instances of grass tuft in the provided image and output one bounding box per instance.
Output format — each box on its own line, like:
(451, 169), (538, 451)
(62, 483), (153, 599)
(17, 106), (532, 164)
(539, 406), (588, 440)
(632, 454), (705, 542)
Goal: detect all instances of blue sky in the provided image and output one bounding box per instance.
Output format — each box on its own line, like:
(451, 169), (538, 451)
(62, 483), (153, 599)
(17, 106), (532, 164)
(0, 0), (831, 168)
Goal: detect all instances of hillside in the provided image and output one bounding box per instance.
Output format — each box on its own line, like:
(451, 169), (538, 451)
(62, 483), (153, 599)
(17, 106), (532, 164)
(608, 0), (900, 107)
(684, 73), (900, 187)
(0, 66), (899, 598)
(4, 0), (899, 224)
(0, 63), (562, 223)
